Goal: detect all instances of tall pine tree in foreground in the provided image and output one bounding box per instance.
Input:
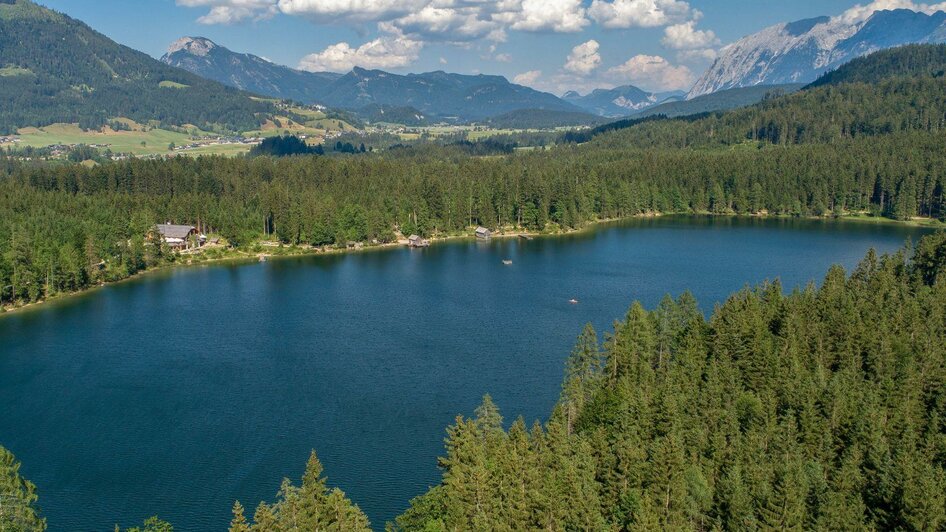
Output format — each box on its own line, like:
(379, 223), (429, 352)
(230, 451), (370, 532)
(0, 446), (45, 531)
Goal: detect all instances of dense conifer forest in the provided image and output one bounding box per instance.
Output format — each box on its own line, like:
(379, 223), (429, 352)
(3, 233), (944, 530)
(390, 231), (946, 530)
(2, 129), (944, 308)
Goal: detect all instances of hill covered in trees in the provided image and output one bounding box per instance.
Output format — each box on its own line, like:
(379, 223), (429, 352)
(809, 43), (946, 88)
(0, 0), (274, 134)
(393, 232), (946, 530)
(582, 44), (946, 149)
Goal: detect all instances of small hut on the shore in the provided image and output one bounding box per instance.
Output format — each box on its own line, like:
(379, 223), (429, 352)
(408, 235), (430, 248)
(475, 226), (491, 240)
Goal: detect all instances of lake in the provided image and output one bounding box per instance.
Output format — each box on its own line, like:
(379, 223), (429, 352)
(0, 216), (931, 531)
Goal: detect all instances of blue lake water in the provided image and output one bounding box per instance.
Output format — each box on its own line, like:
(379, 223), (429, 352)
(0, 216), (931, 530)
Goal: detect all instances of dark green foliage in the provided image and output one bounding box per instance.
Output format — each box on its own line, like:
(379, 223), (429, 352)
(0, 446), (45, 531)
(2, 127), (945, 307)
(249, 136), (324, 157)
(396, 234), (946, 529)
(122, 517), (173, 532)
(809, 44), (946, 88)
(0, 0), (272, 134)
(484, 109), (606, 129)
(230, 451), (370, 532)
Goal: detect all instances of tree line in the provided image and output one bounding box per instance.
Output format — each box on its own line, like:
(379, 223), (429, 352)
(2, 129), (945, 308)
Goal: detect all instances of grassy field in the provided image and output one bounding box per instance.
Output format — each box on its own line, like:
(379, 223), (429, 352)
(0, 65), (32, 77)
(1, 120), (258, 157)
(10, 123), (198, 155)
(158, 80), (189, 89)
(242, 107), (358, 140)
(179, 143), (252, 157)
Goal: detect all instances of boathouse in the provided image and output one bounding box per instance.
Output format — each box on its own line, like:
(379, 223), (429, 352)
(475, 226), (491, 240)
(408, 235), (430, 248)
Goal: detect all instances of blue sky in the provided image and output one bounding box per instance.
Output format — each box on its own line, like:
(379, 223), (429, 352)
(39, 0), (932, 94)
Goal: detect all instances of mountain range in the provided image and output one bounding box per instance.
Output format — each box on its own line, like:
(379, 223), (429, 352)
(5, 0), (946, 133)
(690, 8), (946, 98)
(162, 38), (585, 123)
(162, 37), (342, 104)
(562, 86), (685, 117)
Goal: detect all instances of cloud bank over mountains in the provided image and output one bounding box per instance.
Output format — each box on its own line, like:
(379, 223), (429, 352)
(176, 0), (946, 94)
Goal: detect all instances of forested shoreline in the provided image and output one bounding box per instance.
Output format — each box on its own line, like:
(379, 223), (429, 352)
(2, 130), (945, 310)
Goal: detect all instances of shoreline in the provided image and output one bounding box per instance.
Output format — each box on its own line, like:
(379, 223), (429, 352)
(1, 212), (941, 318)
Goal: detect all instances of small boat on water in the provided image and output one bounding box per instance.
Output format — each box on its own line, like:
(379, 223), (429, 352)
(503, 260), (513, 265)
(569, 299), (579, 305)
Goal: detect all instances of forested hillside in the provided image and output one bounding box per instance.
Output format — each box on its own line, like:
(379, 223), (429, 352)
(809, 44), (946, 88)
(394, 232), (946, 530)
(2, 130), (945, 308)
(0, 0), (273, 133)
(573, 44), (946, 148)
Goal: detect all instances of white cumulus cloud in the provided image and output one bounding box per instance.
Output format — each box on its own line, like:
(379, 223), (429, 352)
(606, 54), (694, 91)
(278, 0), (425, 23)
(380, 4), (501, 42)
(176, 0), (278, 24)
(564, 40), (602, 75)
(298, 34), (423, 72)
(507, 0), (589, 32)
(588, 0), (693, 29)
(513, 70), (543, 86)
(662, 20), (719, 49)
(837, 0), (946, 23)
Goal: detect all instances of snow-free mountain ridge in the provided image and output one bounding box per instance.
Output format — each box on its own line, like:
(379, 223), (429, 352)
(689, 9), (946, 98)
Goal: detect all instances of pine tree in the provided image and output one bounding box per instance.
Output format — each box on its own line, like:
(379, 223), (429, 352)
(0, 445), (46, 532)
(229, 501), (250, 532)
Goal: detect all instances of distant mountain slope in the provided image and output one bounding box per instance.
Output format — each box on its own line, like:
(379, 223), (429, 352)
(633, 84), (804, 119)
(563, 86), (684, 117)
(485, 109), (606, 129)
(689, 9), (946, 98)
(591, 44), (946, 148)
(163, 37), (583, 123)
(0, 0), (273, 134)
(318, 68), (583, 122)
(357, 104), (429, 126)
(161, 37), (341, 104)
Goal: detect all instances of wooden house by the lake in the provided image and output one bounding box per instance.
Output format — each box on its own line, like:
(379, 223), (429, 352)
(475, 226), (491, 240)
(408, 235), (430, 248)
(153, 223), (203, 250)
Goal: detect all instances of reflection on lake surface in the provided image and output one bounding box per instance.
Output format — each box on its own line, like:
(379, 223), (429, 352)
(0, 216), (930, 530)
